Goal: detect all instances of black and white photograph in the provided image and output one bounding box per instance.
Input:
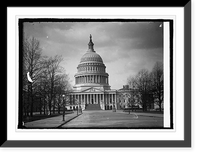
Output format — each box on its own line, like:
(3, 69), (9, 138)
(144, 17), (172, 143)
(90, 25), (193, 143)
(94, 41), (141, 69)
(18, 19), (172, 129)
(4, 3), (193, 150)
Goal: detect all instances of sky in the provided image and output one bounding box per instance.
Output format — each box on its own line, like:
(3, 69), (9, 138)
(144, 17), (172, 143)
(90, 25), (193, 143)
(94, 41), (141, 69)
(23, 21), (163, 89)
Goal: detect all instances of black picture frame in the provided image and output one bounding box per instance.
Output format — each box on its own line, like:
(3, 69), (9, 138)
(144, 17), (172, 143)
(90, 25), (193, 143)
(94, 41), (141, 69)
(2, 2), (191, 147)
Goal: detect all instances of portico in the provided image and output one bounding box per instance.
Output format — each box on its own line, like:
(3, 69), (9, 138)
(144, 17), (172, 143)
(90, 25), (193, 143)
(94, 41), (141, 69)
(69, 87), (117, 110)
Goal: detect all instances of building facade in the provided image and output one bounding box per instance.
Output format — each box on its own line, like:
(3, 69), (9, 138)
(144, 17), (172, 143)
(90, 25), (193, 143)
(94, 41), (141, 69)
(68, 35), (118, 110)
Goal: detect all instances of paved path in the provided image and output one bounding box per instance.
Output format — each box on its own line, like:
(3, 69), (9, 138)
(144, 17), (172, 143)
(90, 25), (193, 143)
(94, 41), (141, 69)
(116, 110), (163, 118)
(61, 110), (163, 128)
(25, 112), (80, 128)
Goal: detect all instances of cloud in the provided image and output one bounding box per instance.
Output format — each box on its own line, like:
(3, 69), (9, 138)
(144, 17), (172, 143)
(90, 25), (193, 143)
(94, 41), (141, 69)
(23, 21), (163, 89)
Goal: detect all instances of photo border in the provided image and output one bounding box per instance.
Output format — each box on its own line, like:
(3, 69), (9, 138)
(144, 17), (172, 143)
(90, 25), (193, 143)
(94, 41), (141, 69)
(2, 2), (191, 147)
(17, 18), (172, 130)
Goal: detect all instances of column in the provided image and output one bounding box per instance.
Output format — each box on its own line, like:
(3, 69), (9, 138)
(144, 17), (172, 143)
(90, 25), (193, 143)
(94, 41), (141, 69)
(99, 75), (100, 83)
(95, 94), (97, 104)
(107, 94), (109, 104)
(90, 94), (92, 104)
(93, 94), (95, 104)
(108, 94), (110, 104)
(106, 94), (108, 104)
(115, 93), (117, 109)
(99, 94), (101, 104)
(102, 94), (104, 104)
(87, 94), (89, 104)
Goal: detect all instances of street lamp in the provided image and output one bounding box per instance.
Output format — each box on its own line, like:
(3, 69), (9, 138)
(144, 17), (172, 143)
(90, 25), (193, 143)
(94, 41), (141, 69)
(76, 98), (79, 116)
(62, 94), (65, 121)
(76, 99), (82, 116)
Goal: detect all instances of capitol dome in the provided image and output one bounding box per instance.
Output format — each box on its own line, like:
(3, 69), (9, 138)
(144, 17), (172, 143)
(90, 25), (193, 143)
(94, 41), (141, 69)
(74, 35), (110, 90)
(80, 52), (103, 63)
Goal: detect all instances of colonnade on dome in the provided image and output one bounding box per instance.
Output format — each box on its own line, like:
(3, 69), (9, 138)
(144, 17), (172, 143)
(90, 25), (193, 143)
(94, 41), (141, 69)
(75, 75), (108, 84)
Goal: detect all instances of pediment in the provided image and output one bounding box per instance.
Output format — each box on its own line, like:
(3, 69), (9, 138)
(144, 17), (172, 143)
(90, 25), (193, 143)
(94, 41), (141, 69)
(81, 87), (103, 93)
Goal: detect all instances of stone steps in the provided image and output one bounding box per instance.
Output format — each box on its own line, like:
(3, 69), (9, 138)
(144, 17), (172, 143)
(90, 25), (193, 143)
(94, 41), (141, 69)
(85, 104), (101, 110)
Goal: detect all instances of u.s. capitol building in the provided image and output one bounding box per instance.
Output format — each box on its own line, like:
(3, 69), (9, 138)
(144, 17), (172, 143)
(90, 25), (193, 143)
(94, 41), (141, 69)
(67, 35), (133, 111)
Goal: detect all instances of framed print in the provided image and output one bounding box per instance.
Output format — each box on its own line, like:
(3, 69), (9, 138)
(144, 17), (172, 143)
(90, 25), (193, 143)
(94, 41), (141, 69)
(3, 2), (191, 147)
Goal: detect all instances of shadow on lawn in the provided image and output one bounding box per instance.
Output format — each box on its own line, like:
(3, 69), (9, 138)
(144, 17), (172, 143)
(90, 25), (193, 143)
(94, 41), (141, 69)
(23, 110), (74, 123)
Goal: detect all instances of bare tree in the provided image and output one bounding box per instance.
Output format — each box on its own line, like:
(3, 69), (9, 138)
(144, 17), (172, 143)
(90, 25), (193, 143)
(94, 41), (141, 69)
(53, 73), (71, 114)
(43, 55), (64, 115)
(127, 69), (153, 111)
(151, 62), (163, 111)
(23, 37), (43, 116)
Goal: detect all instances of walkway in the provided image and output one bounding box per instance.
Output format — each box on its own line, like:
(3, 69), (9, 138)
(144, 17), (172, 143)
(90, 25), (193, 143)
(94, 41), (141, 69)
(24, 112), (81, 129)
(61, 110), (163, 128)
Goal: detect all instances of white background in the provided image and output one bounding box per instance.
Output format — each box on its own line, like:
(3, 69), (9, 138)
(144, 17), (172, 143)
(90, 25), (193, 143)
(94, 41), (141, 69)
(8, 8), (181, 141)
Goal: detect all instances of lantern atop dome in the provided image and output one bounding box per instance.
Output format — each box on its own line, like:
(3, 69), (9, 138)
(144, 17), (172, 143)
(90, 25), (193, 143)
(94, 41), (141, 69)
(88, 34), (95, 52)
